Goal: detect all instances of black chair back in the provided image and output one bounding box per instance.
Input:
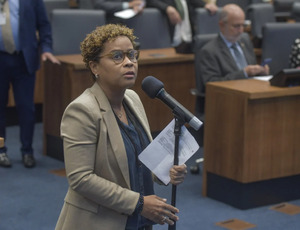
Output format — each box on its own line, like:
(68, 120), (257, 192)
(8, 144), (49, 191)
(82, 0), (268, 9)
(262, 22), (300, 75)
(124, 8), (172, 49)
(44, 0), (69, 20)
(193, 33), (218, 119)
(51, 9), (106, 55)
(194, 8), (221, 35)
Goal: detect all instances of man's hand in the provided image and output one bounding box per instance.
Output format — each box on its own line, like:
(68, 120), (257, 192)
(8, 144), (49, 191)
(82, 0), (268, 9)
(166, 6), (182, 25)
(205, 3), (218, 15)
(245, 64), (270, 76)
(41, 52), (60, 65)
(129, 0), (145, 13)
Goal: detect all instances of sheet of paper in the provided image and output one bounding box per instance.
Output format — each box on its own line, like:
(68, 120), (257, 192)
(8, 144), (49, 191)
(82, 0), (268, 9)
(253, 75), (273, 81)
(114, 9), (137, 19)
(139, 119), (200, 185)
(0, 13), (6, 25)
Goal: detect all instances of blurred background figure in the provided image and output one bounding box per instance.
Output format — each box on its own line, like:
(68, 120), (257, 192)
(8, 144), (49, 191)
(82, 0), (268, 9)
(0, 0), (59, 168)
(93, 0), (146, 23)
(289, 37), (300, 68)
(198, 3), (269, 92)
(147, 0), (218, 53)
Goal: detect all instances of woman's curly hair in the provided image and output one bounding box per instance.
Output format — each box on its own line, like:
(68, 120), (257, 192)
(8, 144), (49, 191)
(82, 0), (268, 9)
(80, 24), (137, 70)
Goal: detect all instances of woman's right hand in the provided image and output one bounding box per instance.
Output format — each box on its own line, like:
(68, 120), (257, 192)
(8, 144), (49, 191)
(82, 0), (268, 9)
(141, 195), (179, 225)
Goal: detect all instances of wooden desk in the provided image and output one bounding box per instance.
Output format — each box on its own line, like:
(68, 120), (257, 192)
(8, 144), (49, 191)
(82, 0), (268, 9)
(202, 79), (300, 209)
(43, 48), (195, 159)
(6, 48), (261, 107)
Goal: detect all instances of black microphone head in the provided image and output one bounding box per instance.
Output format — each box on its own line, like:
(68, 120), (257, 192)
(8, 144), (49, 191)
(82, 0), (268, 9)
(141, 76), (164, 99)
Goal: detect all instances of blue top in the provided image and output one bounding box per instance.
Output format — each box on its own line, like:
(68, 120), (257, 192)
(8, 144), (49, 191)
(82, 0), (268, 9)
(116, 102), (154, 229)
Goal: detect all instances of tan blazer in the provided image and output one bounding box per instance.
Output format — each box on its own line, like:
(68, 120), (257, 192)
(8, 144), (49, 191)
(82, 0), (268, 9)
(55, 83), (153, 230)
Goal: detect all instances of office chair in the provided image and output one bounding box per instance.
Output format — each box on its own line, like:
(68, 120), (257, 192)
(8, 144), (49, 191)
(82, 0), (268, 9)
(273, 0), (300, 21)
(261, 22), (300, 75)
(123, 8), (172, 49)
(190, 33), (253, 174)
(78, 0), (94, 9)
(216, 0), (252, 15)
(247, 3), (276, 48)
(194, 8), (221, 35)
(190, 33), (218, 174)
(51, 9), (106, 55)
(292, 2), (300, 21)
(43, 0), (69, 20)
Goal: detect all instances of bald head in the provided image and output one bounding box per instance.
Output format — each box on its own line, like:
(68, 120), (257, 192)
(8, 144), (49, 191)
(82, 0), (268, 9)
(220, 4), (245, 23)
(219, 4), (245, 42)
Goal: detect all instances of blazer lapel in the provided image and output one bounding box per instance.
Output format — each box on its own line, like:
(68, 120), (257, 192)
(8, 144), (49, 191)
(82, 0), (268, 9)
(124, 94), (152, 142)
(90, 83), (131, 189)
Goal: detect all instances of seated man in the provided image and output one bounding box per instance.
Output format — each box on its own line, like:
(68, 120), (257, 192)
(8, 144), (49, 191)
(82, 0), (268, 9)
(198, 4), (269, 92)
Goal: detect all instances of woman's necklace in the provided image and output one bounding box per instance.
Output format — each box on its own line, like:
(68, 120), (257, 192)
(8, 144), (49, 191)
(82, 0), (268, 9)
(112, 105), (123, 119)
(116, 110), (123, 119)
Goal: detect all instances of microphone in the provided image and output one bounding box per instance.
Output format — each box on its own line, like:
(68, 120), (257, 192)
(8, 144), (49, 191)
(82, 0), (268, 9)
(142, 76), (202, 131)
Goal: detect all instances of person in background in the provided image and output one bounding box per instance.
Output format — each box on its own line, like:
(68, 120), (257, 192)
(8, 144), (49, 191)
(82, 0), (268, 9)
(0, 0), (60, 168)
(147, 0), (218, 53)
(289, 38), (300, 68)
(198, 3), (269, 92)
(93, 0), (146, 23)
(55, 24), (187, 230)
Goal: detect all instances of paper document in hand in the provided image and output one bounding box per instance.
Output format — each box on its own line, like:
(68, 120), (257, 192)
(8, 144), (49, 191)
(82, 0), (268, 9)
(139, 119), (200, 185)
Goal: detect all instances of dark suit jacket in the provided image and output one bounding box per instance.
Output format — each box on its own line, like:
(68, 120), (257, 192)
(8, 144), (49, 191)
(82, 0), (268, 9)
(93, 0), (134, 23)
(198, 33), (257, 92)
(146, 0), (206, 41)
(93, 0), (128, 14)
(19, 0), (52, 74)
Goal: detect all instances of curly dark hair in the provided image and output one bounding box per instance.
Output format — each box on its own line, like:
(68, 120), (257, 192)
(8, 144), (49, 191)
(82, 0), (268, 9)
(80, 24), (137, 71)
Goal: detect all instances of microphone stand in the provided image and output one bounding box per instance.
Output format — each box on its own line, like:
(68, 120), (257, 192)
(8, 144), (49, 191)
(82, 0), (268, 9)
(168, 107), (185, 230)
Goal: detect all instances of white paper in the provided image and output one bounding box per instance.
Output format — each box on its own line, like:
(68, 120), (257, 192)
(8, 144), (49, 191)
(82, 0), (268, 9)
(253, 75), (273, 81)
(0, 13), (6, 25)
(114, 9), (137, 19)
(139, 119), (200, 185)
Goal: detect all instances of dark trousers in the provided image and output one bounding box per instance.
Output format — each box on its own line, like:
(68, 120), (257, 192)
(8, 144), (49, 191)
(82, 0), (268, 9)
(0, 51), (36, 155)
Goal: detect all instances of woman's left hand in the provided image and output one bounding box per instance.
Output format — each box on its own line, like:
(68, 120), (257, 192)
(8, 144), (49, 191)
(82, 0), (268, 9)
(169, 164), (187, 185)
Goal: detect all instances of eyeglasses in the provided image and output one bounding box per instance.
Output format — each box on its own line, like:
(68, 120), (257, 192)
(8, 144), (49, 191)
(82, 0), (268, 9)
(231, 23), (245, 29)
(99, 49), (140, 64)
(223, 21), (246, 29)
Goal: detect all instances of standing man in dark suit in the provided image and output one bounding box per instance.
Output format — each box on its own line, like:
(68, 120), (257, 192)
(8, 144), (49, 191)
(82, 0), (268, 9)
(147, 0), (218, 53)
(0, 0), (60, 168)
(198, 4), (269, 92)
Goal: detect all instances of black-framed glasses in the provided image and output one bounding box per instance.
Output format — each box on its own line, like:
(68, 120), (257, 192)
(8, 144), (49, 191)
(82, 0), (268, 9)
(99, 49), (140, 64)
